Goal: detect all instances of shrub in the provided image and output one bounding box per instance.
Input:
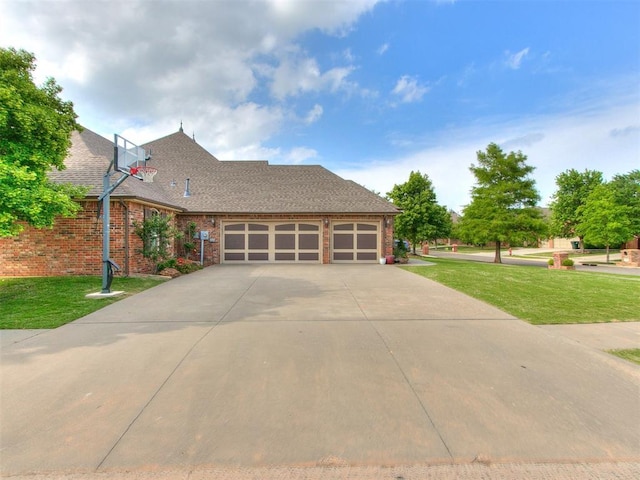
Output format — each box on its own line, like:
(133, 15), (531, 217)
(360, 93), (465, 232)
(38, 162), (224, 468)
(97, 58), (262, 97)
(156, 258), (177, 272)
(176, 261), (203, 274)
(547, 258), (554, 266)
(562, 258), (575, 267)
(157, 257), (202, 274)
(393, 239), (409, 258)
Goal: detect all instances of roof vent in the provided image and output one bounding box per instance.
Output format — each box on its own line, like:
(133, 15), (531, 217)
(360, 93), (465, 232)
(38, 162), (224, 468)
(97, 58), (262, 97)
(184, 178), (191, 197)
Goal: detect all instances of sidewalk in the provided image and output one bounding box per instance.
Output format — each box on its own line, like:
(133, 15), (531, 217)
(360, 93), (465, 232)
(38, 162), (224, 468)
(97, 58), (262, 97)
(539, 322), (639, 351)
(424, 248), (640, 276)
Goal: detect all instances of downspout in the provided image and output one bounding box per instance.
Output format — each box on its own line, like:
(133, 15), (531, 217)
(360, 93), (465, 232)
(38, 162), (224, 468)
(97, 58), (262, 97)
(119, 200), (130, 276)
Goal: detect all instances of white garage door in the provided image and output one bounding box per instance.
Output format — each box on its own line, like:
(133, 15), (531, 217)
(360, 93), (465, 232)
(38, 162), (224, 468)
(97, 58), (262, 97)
(332, 222), (380, 263)
(222, 222), (321, 263)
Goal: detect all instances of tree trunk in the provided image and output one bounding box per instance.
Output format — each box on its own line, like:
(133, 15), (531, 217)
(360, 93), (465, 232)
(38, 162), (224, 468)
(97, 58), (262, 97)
(579, 236), (584, 254)
(494, 241), (502, 263)
(606, 245), (610, 263)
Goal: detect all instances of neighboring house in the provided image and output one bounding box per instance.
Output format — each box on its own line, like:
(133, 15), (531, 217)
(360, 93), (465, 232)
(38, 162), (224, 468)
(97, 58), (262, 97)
(0, 127), (399, 276)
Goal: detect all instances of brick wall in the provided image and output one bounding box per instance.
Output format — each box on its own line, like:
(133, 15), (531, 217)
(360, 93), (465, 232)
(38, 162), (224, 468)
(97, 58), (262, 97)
(0, 200), (172, 277)
(1, 209), (394, 276)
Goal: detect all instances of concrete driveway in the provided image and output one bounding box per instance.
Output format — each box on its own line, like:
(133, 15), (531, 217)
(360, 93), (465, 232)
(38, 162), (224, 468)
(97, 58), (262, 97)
(1, 264), (639, 477)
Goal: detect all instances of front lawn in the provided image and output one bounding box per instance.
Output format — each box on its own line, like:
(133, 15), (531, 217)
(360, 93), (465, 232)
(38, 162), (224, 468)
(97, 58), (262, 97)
(0, 276), (166, 329)
(607, 348), (640, 365)
(405, 258), (640, 325)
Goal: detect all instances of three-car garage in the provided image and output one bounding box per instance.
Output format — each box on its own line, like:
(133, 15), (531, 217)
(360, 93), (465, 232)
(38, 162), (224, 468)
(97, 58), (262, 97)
(221, 221), (381, 264)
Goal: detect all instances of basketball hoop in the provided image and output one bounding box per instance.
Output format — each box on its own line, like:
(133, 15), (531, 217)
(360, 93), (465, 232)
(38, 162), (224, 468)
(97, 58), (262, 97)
(133, 166), (157, 183)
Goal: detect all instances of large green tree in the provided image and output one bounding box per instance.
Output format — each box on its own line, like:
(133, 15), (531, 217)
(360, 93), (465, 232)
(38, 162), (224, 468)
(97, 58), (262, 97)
(549, 168), (603, 251)
(457, 143), (546, 263)
(609, 170), (640, 240)
(0, 47), (86, 237)
(387, 171), (452, 253)
(576, 183), (632, 262)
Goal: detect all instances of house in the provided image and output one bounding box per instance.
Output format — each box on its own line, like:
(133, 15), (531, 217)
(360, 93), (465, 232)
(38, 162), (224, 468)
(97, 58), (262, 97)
(0, 127), (399, 276)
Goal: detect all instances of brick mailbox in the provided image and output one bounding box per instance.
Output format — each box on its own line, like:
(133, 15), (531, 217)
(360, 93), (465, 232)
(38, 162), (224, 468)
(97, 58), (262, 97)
(549, 251), (574, 270)
(619, 249), (640, 267)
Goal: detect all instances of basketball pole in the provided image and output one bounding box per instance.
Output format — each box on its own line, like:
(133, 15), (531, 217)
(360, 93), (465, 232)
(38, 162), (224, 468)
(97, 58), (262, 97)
(98, 143), (130, 294)
(101, 171), (112, 293)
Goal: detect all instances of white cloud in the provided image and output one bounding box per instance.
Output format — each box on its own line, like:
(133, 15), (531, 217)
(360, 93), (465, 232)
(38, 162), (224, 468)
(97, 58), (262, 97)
(391, 75), (429, 103)
(500, 133), (545, 150)
(0, 0), (382, 158)
(267, 0), (380, 36)
(285, 147), (319, 164)
(457, 62), (477, 87)
(270, 55), (355, 99)
(377, 43), (389, 55)
(505, 47), (530, 70)
(336, 96), (640, 211)
(305, 104), (324, 124)
(610, 125), (640, 138)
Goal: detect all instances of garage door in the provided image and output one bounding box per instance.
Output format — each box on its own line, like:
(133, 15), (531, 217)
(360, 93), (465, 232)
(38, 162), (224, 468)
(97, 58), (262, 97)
(332, 222), (379, 263)
(222, 222), (321, 263)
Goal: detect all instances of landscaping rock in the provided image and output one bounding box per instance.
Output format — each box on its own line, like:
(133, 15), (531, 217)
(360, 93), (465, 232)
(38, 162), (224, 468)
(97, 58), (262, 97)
(160, 268), (181, 278)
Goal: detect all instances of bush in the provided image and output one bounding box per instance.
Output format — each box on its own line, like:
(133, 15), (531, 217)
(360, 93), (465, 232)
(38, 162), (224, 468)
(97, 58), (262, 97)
(176, 262), (203, 274)
(393, 239), (409, 258)
(156, 257), (203, 274)
(562, 258), (574, 267)
(547, 258), (554, 266)
(175, 257), (203, 274)
(157, 258), (177, 272)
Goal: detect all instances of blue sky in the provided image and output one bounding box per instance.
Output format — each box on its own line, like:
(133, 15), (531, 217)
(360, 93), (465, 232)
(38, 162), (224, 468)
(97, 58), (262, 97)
(1, 0), (638, 211)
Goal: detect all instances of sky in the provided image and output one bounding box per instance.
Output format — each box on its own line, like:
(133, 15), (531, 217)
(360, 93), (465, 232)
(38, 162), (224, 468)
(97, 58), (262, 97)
(1, 0), (638, 212)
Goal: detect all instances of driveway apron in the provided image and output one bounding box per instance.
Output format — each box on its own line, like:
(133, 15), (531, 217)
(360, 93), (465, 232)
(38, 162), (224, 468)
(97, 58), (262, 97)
(1, 264), (638, 476)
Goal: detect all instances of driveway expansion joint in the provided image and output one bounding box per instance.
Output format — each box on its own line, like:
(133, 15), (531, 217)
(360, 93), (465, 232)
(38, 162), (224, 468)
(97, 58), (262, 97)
(342, 279), (455, 460)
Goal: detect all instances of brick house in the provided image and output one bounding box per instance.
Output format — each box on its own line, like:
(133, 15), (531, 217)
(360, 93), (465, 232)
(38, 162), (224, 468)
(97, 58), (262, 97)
(0, 127), (399, 276)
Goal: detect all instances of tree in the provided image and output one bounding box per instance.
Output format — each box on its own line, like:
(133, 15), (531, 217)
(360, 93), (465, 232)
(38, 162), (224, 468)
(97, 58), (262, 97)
(387, 171), (452, 254)
(0, 47), (86, 237)
(609, 170), (640, 240)
(576, 183), (632, 263)
(549, 169), (603, 251)
(456, 143), (546, 263)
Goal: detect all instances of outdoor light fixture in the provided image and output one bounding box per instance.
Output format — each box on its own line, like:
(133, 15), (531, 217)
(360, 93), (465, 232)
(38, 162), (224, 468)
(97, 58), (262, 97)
(324, 218), (329, 226)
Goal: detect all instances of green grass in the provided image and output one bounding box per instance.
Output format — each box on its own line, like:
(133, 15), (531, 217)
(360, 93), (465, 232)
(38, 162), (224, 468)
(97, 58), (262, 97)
(430, 245), (497, 253)
(405, 258), (640, 325)
(0, 276), (166, 329)
(523, 250), (621, 259)
(607, 349), (640, 365)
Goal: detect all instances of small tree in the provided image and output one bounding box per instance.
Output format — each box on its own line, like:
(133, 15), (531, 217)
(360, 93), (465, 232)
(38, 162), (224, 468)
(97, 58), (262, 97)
(457, 143), (546, 263)
(133, 214), (180, 272)
(387, 171), (451, 254)
(549, 169), (603, 252)
(0, 47), (87, 237)
(576, 183), (632, 263)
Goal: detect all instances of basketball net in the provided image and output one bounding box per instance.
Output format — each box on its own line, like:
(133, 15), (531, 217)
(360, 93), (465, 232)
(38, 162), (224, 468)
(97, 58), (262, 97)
(129, 166), (157, 183)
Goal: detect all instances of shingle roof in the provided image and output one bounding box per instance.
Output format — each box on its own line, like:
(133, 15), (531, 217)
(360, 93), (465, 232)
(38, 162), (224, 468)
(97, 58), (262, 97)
(49, 129), (182, 209)
(51, 127), (399, 215)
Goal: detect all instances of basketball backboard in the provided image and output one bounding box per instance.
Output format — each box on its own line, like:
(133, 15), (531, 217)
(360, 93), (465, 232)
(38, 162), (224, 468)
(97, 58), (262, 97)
(114, 134), (150, 180)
